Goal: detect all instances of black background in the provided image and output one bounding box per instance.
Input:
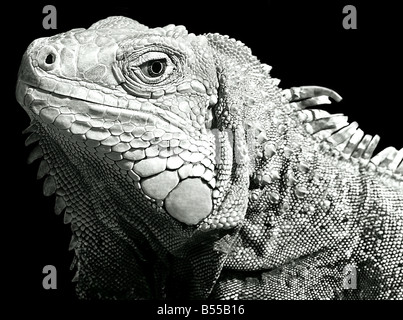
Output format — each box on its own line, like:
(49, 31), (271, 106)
(4, 0), (402, 313)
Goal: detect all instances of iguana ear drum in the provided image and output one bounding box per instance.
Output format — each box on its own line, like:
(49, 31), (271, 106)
(164, 178), (212, 225)
(132, 155), (214, 225)
(138, 168), (213, 225)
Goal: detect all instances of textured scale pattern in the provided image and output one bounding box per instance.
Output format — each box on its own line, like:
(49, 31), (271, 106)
(16, 16), (402, 299)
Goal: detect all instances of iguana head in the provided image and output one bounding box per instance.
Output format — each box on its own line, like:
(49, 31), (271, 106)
(16, 16), (271, 233)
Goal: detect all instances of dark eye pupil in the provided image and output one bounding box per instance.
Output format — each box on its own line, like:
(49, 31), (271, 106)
(150, 61), (162, 74)
(45, 54), (55, 64)
(147, 59), (166, 77)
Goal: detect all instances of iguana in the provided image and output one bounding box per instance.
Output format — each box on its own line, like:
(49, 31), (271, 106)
(16, 16), (402, 300)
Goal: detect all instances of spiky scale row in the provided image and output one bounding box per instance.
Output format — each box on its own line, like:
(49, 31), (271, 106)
(284, 88), (402, 191)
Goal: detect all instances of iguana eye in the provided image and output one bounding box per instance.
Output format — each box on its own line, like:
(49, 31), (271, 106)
(128, 52), (175, 84)
(140, 59), (167, 78)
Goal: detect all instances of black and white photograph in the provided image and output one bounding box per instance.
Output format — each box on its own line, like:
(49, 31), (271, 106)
(5, 0), (402, 315)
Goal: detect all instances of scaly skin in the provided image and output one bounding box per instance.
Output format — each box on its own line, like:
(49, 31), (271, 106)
(16, 16), (402, 299)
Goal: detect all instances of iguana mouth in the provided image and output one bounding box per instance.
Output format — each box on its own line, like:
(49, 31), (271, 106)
(18, 83), (191, 137)
(17, 84), (196, 140)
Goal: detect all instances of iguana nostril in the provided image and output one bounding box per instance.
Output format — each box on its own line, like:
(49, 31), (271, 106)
(45, 53), (55, 64)
(36, 45), (58, 71)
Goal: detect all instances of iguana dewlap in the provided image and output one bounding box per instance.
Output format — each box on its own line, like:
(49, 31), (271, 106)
(16, 16), (402, 299)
